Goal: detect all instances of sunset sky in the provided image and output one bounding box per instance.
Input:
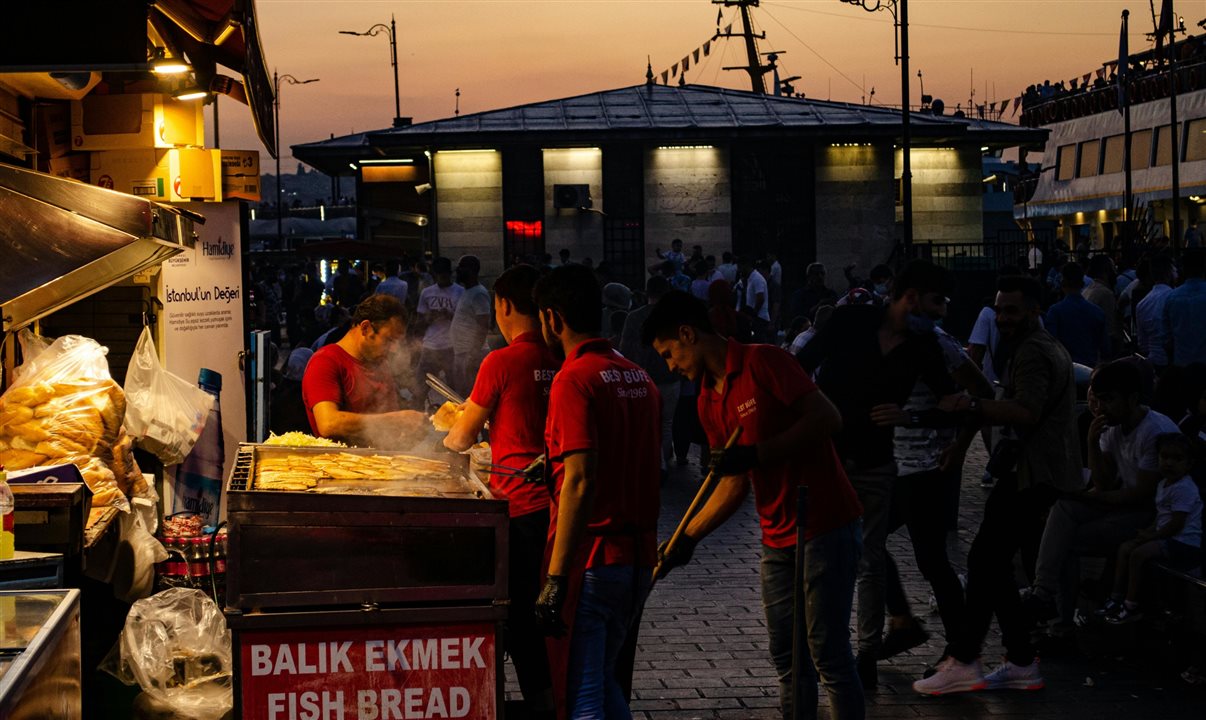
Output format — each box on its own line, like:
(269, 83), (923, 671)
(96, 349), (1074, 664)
(220, 0), (1196, 169)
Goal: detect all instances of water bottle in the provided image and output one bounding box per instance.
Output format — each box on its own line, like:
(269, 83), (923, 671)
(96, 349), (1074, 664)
(0, 469), (14, 560)
(173, 369), (225, 527)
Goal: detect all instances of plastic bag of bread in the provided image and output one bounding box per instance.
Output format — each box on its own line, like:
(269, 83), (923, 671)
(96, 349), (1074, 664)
(430, 401), (464, 432)
(0, 334), (130, 510)
(123, 328), (212, 466)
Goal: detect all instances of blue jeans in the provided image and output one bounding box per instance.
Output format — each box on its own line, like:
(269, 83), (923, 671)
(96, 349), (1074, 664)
(567, 565), (652, 719)
(761, 522), (865, 720)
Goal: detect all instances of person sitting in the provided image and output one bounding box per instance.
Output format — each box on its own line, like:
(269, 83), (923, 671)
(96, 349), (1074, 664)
(1023, 360), (1178, 627)
(1101, 432), (1203, 624)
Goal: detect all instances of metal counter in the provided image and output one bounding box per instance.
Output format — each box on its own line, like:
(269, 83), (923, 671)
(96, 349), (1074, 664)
(0, 589), (82, 719)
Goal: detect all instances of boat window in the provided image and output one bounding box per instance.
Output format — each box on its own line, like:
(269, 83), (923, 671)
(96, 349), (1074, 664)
(1056, 144), (1077, 181)
(1102, 135), (1125, 174)
(1185, 118), (1206, 162)
(1077, 140), (1101, 178)
(1154, 123), (1182, 166)
(1130, 129), (1153, 170)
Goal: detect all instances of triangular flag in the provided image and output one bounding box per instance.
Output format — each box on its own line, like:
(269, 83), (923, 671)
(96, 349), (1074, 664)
(717, 7), (723, 25)
(672, 62), (678, 78)
(1012, 97), (1021, 116)
(725, 23), (733, 35)
(1082, 73), (1091, 85)
(1096, 68), (1106, 81)
(662, 70), (669, 85)
(703, 40), (711, 57)
(694, 48), (700, 64)
(682, 56), (690, 72)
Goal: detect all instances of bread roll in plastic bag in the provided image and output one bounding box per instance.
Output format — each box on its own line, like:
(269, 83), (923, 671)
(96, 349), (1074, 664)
(101, 587), (232, 720)
(0, 334), (130, 511)
(123, 328), (213, 466)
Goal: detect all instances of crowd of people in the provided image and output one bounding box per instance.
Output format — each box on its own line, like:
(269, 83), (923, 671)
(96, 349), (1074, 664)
(249, 238), (1204, 719)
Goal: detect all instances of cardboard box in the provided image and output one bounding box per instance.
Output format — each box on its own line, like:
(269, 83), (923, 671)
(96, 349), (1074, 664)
(34, 102), (71, 159)
(71, 93), (204, 151)
(90, 148), (222, 202)
(48, 152), (90, 182)
(220, 149), (261, 201)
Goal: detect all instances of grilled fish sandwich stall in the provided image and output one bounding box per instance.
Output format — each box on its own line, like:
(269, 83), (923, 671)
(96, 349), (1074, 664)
(224, 441), (508, 719)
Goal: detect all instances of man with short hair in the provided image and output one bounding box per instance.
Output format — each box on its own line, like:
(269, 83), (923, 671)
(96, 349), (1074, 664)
(643, 290), (864, 720)
(1022, 359), (1177, 629)
(450, 255), (492, 396)
(717, 251), (739, 284)
(416, 257), (463, 405)
(531, 265), (662, 719)
(302, 294), (426, 447)
(444, 264), (557, 716)
(1083, 254), (1122, 356)
(791, 262), (837, 322)
(620, 276), (679, 478)
(373, 262), (409, 306)
(915, 275), (1082, 695)
(1044, 262), (1107, 367)
(1134, 255), (1174, 368)
(798, 260), (958, 687)
(1164, 248), (1206, 366)
(742, 258), (771, 342)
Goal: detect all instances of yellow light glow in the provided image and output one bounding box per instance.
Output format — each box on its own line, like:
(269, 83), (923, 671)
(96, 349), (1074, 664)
(153, 62), (190, 75)
(657, 145), (714, 150)
(174, 90), (208, 102)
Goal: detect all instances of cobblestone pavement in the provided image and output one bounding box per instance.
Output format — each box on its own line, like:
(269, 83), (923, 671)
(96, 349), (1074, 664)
(508, 445), (1205, 719)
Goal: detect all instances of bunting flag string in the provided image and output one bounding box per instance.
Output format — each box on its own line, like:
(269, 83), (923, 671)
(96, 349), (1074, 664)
(725, 23), (733, 34)
(694, 48), (701, 64)
(1082, 72), (1091, 85)
(1096, 68), (1106, 81)
(682, 56), (690, 72)
(703, 40), (711, 56)
(662, 70), (669, 85)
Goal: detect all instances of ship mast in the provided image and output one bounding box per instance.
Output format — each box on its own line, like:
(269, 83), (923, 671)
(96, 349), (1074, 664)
(714, 0), (775, 94)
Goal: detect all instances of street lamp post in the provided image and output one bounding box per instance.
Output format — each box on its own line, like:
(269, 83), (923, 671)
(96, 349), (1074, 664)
(840, 0), (913, 252)
(340, 15), (403, 127)
(273, 70), (320, 249)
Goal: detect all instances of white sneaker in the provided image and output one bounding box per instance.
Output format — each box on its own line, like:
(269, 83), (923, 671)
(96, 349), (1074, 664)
(984, 659), (1044, 691)
(912, 657), (987, 695)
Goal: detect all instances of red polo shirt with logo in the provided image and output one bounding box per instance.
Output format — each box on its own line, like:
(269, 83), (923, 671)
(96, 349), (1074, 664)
(469, 331), (558, 518)
(698, 340), (862, 547)
(545, 338), (661, 568)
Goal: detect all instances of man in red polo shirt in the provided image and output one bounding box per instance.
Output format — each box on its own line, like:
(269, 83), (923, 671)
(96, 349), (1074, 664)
(301, 294), (426, 447)
(642, 290), (865, 720)
(444, 264), (557, 716)
(530, 264), (661, 720)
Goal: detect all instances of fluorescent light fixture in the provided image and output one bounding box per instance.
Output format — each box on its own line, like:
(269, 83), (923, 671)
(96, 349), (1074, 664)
(657, 145), (714, 150)
(349, 163), (358, 170)
(983, 174), (998, 183)
(436, 149), (497, 154)
(981, 146), (990, 152)
(173, 88), (209, 101)
(358, 158), (414, 165)
(424, 150), (432, 158)
(213, 21), (238, 46)
(829, 143), (872, 148)
(153, 62), (191, 75)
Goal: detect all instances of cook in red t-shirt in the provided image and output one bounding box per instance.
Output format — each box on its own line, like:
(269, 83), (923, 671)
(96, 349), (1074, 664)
(440, 265), (558, 712)
(300, 295), (426, 448)
(641, 290), (864, 720)
(529, 265), (662, 719)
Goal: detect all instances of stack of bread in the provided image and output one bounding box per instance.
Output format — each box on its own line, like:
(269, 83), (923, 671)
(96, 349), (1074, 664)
(0, 336), (144, 510)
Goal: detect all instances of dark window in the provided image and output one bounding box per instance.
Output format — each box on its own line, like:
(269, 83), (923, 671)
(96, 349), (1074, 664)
(502, 147), (545, 266)
(1077, 140), (1100, 177)
(601, 144), (645, 290)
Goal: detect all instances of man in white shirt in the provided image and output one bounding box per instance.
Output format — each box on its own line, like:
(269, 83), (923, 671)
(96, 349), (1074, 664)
(416, 257), (464, 405)
(1023, 360), (1178, 626)
(717, 252), (739, 285)
(450, 255), (492, 396)
(374, 264), (409, 306)
(742, 258), (771, 342)
(1135, 255), (1174, 368)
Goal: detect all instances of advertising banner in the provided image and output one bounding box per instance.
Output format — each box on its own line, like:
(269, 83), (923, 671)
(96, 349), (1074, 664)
(238, 622), (497, 720)
(160, 201), (247, 522)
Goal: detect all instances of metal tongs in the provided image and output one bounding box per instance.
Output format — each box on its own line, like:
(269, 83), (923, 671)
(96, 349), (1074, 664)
(426, 373), (465, 405)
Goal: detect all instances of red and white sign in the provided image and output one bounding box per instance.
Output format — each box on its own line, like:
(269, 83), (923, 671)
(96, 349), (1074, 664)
(238, 622), (496, 720)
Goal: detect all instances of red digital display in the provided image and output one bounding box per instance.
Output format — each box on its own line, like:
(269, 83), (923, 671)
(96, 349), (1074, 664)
(504, 220), (543, 237)
(238, 622), (496, 720)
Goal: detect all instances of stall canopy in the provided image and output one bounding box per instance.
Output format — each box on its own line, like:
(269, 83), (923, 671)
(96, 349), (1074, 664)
(0, 163), (201, 332)
(0, 1), (276, 157)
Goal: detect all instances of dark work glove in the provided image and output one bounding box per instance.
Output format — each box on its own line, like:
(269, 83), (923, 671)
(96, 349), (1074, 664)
(534, 575), (568, 637)
(654, 534), (698, 581)
(710, 444), (760, 477)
